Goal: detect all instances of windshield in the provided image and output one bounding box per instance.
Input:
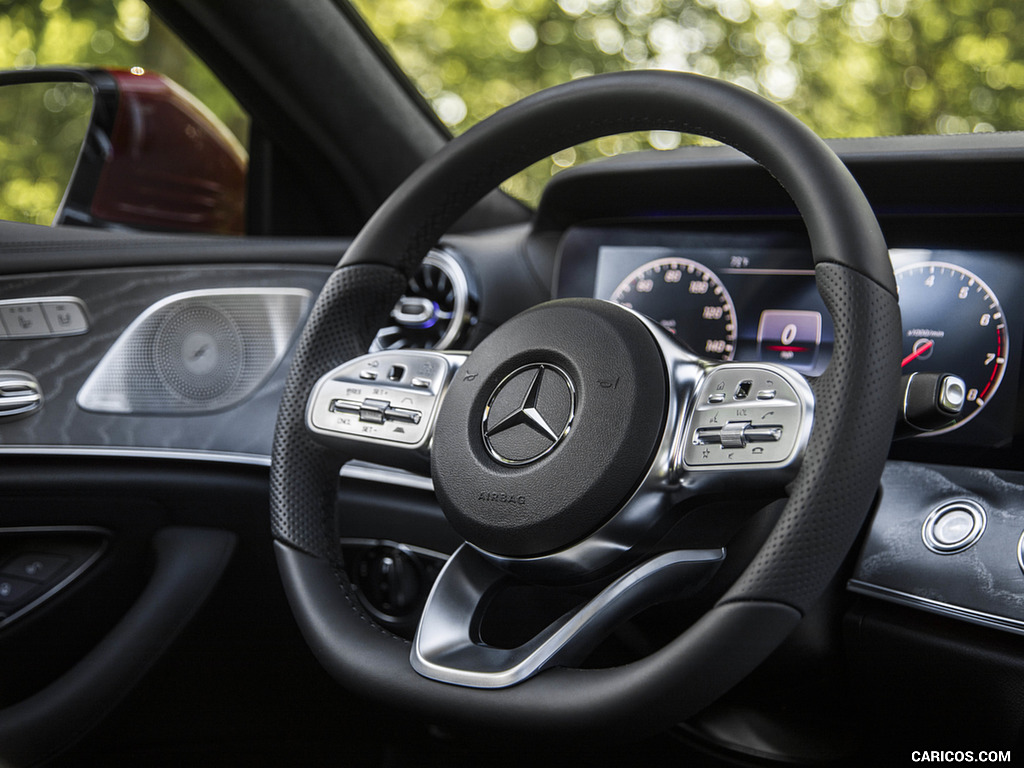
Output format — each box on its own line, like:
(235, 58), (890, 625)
(350, 0), (1024, 202)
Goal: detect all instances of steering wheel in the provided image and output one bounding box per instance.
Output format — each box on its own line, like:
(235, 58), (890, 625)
(271, 71), (901, 736)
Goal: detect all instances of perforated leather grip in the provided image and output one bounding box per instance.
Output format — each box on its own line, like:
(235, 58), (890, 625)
(271, 264), (407, 557)
(721, 264), (902, 612)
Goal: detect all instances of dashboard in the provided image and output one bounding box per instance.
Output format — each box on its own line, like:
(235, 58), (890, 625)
(555, 225), (1022, 450)
(519, 136), (1024, 752)
(4, 132), (1024, 761)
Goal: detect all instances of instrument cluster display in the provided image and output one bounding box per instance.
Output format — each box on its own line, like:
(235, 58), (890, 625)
(555, 226), (1022, 449)
(892, 254), (1008, 435)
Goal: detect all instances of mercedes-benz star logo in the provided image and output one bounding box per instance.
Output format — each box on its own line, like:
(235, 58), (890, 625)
(482, 364), (575, 466)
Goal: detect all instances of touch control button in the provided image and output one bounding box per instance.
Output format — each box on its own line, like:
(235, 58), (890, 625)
(695, 421), (783, 448)
(0, 576), (37, 606)
(359, 398), (390, 424)
(383, 406), (422, 424)
(1, 303), (47, 337)
(933, 510), (974, 546)
(0, 298), (89, 338)
(40, 301), (88, 334)
(330, 397), (423, 426)
(922, 500), (986, 554)
(2, 554), (68, 583)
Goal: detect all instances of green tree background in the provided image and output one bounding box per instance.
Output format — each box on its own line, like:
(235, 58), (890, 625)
(351, 0), (1024, 203)
(0, 0), (1021, 221)
(0, 0), (246, 225)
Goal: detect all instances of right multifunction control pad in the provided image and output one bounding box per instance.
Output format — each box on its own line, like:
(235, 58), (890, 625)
(680, 365), (810, 471)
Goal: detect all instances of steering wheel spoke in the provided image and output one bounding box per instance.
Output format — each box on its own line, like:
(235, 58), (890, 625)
(305, 349), (467, 471)
(412, 544), (725, 688)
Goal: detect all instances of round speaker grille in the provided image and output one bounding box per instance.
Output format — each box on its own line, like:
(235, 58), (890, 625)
(154, 305), (243, 401)
(77, 288), (312, 415)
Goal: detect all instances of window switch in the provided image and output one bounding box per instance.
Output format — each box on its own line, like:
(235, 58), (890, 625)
(0, 577), (39, 606)
(2, 553), (69, 583)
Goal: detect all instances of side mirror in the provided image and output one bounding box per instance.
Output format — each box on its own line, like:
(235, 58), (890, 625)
(0, 68), (246, 235)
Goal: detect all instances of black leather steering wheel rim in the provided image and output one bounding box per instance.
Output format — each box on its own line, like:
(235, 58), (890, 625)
(271, 71), (902, 736)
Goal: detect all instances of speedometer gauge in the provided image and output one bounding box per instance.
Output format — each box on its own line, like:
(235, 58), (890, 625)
(895, 261), (1008, 433)
(610, 257), (736, 360)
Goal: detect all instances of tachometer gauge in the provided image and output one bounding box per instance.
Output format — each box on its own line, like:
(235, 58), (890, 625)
(610, 257), (736, 360)
(895, 261), (1008, 433)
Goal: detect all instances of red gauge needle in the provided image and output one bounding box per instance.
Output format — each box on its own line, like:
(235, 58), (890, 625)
(901, 339), (934, 367)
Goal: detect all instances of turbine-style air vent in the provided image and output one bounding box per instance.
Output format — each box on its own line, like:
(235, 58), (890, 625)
(372, 250), (473, 351)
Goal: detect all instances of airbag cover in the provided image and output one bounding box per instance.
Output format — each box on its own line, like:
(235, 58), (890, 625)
(432, 299), (666, 557)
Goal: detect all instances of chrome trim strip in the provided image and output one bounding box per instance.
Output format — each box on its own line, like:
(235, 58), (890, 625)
(0, 445), (273, 467)
(341, 461), (435, 492)
(412, 546), (725, 688)
(0, 296), (84, 306)
(1016, 529), (1024, 578)
(847, 579), (1024, 637)
(0, 371), (43, 420)
(902, 371), (918, 430)
(0, 447), (435, 491)
(339, 538), (449, 563)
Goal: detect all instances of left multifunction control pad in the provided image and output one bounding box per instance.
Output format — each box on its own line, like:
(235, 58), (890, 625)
(306, 350), (467, 465)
